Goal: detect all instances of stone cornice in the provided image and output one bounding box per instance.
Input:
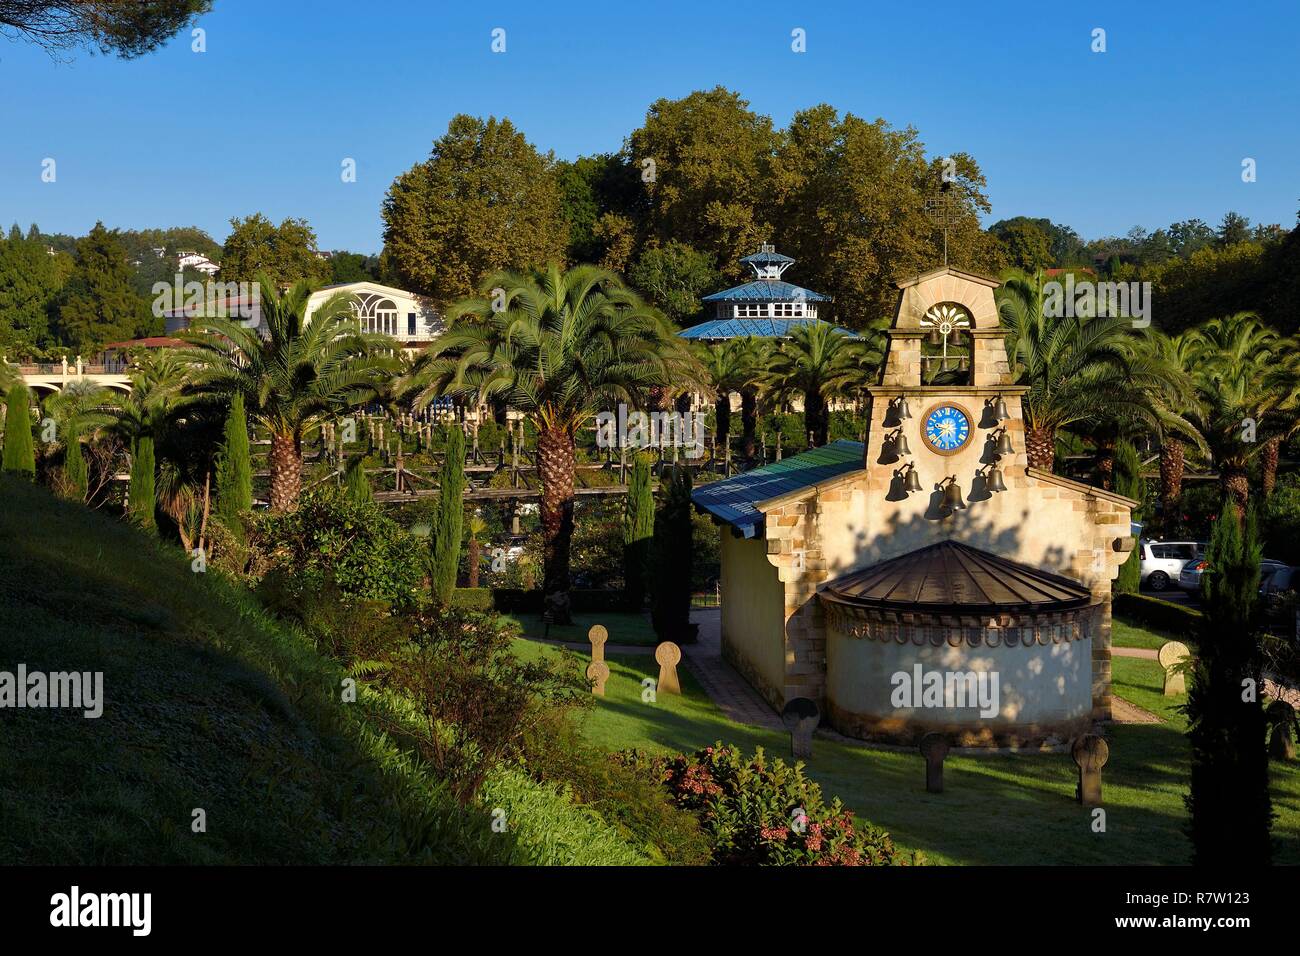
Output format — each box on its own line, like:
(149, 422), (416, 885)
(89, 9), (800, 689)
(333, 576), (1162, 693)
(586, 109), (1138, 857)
(1026, 467), (1140, 509)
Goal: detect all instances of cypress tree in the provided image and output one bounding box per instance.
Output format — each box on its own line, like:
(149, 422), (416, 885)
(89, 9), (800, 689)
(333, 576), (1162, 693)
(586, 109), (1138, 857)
(1114, 439), (1144, 593)
(429, 426), (465, 602)
(343, 455), (373, 505)
(61, 431), (88, 501)
(2, 384), (35, 478)
(651, 464), (694, 642)
(129, 436), (157, 532)
(622, 454), (654, 609)
(215, 394), (253, 524)
(1184, 502), (1273, 864)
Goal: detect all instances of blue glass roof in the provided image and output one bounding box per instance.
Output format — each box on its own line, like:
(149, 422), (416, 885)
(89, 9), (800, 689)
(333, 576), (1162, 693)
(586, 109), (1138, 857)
(739, 249), (795, 266)
(678, 317), (859, 340)
(702, 280), (831, 303)
(692, 441), (865, 538)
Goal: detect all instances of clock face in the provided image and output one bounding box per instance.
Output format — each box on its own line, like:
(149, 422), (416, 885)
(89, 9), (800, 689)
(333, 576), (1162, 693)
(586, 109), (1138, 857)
(922, 403), (972, 455)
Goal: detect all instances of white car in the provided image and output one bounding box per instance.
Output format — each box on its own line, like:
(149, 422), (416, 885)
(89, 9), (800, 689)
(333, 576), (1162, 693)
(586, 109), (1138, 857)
(1140, 540), (1205, 592)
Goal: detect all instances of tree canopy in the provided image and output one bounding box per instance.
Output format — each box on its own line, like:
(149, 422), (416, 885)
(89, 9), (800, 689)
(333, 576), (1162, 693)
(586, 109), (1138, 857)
(0, 1), (210, 59)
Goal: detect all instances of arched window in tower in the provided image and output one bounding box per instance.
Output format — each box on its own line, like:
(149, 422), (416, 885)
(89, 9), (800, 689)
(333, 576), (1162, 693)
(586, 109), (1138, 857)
(919, 302), (973, 385)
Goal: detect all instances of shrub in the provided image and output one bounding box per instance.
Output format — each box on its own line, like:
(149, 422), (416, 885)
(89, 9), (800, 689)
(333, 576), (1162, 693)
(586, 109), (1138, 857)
(620, 743), (910, 866)
(430, 427), (465, 602)
(523, 718), (711, 865)
(1, 384), (34, 478)
(254, 485), (424, 607)
(476, 767), (648, 866)
(623, 454), (654, 609)
(128, 436), (157, 532)
(344, 454), (373, 505)
(1114, 592), (1202, 635)
(449, 587), (494, 611)
(374, 605), (589, 799)
(1114, 439), (1144, 593)
(215, 394), (253, 525)
(652, 464), (695, 642)
(60, 433), (88, 502)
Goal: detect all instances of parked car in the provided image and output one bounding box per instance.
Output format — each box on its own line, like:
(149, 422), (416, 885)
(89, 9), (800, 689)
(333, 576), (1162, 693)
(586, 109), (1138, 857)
(1178, 556), (1291, 593)
(1140, 540), (1206, 591)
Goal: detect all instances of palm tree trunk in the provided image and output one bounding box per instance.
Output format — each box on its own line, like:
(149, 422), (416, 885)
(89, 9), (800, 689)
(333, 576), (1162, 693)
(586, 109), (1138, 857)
(715, 395), (731, 447)
(1261, 436), (1280, 498)
(1160, 437), (1185, 517)
(268, 430), (302, 512)
(1026, 426), (1055, 471)
(537, 423), (576, 624)
(467, 535), (480, 588)
(740, 388), (758, 460)
(1095, 433), (1117, 491)
(1221, 464), (1249, 518)
(804, 392), (826, 448)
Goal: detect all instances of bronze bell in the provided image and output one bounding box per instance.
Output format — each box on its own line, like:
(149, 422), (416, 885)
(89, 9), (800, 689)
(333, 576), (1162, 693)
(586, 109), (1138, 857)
(898, 397), (913, 420)
(927, 329), (943, 347)
(993, 397), (1010, 421)
(941, 479), (966, 510)
(988, 465), (1007, 493)
(995, 430), (1014, 457)
(895, 433), (912, 457)
(903, 465), (923, 493)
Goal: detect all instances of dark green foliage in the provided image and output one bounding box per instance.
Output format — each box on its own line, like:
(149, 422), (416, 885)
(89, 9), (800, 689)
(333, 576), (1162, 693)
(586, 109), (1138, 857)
(54, 222), (148, 350)
(364, 605), (589, 800)
(448, 587), (494, 612)
(128, 436), (156, 531)
(1113, 593), (1203, 635)
(60, 432), (88, 501)
(215, 394), (253, 525)
(343, 455), (373, 505)
(255, 486), (424, 608)
(429, 427), (465, 602)
(622, 454), (654, 609)
(1114, 439), (1144, 593)
(651, 464), (694, 642)
(618, 744), (909, 866)
(2, 384), (35, 478)
(1184, 504), (1273, 864)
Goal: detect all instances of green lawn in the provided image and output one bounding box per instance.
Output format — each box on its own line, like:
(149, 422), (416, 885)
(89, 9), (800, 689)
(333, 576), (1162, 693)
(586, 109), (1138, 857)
(1112, 614), (1188, 651)
(516, 635), (1300, 865)
(503, 610), (658, 646)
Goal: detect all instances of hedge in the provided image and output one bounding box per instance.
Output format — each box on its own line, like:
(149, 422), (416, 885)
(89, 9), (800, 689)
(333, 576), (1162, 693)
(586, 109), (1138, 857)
(1113, 592), (1202, 635)
(450, 588), (629, 614)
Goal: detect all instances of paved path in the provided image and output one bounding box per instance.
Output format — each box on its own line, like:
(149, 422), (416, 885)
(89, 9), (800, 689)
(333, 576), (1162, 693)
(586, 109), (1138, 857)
(683, 609), (784, 731)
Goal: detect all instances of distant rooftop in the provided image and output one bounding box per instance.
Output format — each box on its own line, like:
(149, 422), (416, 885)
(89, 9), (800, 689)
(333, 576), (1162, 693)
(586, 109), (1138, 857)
(692, 440), (864, 538)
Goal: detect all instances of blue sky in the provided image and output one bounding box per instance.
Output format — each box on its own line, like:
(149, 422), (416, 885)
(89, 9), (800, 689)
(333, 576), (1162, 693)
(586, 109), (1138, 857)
(0, 0), (1296, 253)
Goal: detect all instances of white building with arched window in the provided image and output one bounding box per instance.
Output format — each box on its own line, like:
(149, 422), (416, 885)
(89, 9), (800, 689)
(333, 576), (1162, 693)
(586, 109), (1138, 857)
(305, 282), (443, 354)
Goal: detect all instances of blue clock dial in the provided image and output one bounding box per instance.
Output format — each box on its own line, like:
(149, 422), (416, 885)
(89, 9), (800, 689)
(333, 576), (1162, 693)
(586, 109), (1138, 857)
(922, 404), (971, 454)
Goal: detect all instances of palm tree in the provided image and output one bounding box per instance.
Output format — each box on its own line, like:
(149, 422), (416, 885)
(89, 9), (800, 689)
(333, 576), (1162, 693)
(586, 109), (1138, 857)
(404, 263), (680, 622)
(1185, 314), (1284, 513)
(998, 270), (1153, 471)
(1258, 335), (1300, 498)
(1129, 329), (1207, 525)
(179, 277), (396, 511)
(697, 337), (760, 452)
(765, 322), (867, 447)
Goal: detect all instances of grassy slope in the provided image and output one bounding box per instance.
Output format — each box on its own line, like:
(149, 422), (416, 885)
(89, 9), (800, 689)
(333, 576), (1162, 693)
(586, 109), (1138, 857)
(0, 480), (643, 865)
(516, 639), (1300, 865)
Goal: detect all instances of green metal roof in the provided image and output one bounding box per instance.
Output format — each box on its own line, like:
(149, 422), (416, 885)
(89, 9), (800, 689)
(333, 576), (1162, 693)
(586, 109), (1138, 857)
(692, 441), (864, 538)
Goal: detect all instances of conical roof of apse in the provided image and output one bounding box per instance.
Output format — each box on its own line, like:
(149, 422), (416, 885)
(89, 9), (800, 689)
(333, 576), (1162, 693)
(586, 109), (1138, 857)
(820, 540), (1092, 615)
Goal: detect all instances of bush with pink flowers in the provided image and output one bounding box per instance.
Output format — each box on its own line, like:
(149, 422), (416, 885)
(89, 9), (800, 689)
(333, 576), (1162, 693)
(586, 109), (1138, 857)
(618, 743), (912, 866)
